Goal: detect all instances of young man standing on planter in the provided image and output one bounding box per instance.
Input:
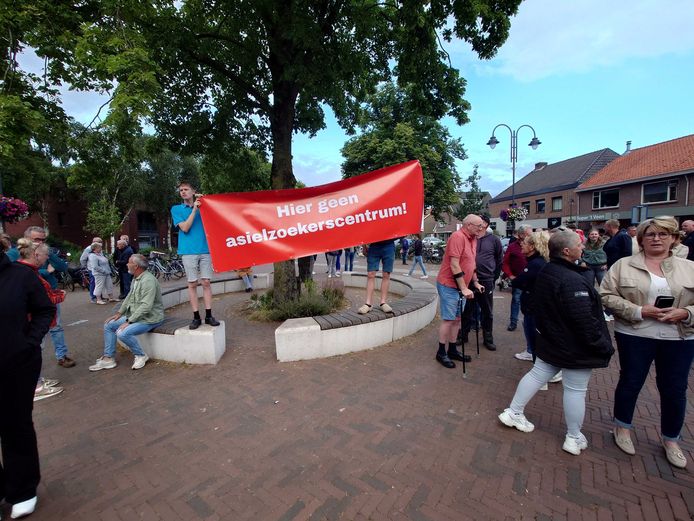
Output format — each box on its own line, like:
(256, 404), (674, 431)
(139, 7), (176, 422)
(171, 182), (221, 330)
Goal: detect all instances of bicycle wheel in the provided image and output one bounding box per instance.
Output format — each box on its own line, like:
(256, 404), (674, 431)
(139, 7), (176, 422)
(171, 261), (185, 279)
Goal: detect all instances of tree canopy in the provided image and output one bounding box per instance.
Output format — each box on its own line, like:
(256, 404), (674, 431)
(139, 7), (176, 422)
(341, 82), (466, 217)
(5, 0), (523, 302)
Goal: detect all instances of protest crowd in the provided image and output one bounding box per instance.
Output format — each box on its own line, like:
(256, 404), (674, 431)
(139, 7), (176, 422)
(2, 174), (694, 518)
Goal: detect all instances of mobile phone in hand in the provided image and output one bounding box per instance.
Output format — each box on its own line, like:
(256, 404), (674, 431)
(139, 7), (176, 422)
(654, 296), (675, 309)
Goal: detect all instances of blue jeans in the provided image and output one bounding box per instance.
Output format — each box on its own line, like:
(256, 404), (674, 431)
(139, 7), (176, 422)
(344, 251), (354, 272)
(522, 313), (536, 355)
(510, 288), (522, 325)
(103, 316), (164, 358)
(408, 255), (427, 276)
(613, 332), (694, 440)
(89, 272), (96, 301)
(46, 304), (69, 360)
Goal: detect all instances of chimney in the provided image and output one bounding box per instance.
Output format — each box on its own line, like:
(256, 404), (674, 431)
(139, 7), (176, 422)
(535, 162), (548, 170)
(624, 140), (632, 155)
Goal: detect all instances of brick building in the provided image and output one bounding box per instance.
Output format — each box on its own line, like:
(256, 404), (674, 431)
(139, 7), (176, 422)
(575, 135), (694, 229)
(488, 148), (620, 236)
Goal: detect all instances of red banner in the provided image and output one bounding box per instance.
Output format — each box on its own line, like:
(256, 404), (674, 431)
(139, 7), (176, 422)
(199, 160), (424, 272)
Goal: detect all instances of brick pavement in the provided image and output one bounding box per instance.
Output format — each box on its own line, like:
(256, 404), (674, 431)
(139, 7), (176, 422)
(6, 264), (694, 521)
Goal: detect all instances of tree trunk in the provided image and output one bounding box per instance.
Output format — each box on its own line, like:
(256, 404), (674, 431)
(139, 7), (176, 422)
(269, 83), (300, 304)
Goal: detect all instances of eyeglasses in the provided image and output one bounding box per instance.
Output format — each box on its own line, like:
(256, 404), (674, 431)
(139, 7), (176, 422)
(643, 232), (672, 240)
(31, 237), (46, 242)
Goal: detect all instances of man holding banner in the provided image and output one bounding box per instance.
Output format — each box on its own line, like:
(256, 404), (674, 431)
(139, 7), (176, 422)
(171, 182), (221, 330)
(358, 239), (396, 314)
(435, 214), (486, 368)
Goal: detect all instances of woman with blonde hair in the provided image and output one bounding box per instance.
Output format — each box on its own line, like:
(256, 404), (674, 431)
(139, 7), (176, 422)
(88, 242), (117, 304)
(511, 231), (550, 362)
(16, 239), (65, 401)
(601, 216), (694, 468)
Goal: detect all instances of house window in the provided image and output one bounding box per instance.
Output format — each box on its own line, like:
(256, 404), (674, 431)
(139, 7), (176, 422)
(536, 199), (545, 213)
(642, 179), (678, 204)
(521, 201), (530, 212)
(592, 189), (619, 209)
(551, 196), (563, 211)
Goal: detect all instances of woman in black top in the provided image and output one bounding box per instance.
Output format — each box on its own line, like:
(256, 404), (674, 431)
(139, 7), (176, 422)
(0, 234), (55, 518)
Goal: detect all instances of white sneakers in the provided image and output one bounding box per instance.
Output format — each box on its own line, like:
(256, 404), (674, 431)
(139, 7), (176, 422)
(132, 354), (149, 370)
(514, 351), (533, 361)
(89, 357), (117, 371)
(500, 410), (589, 456)
(498, 409), (535, 432)
(11, 496), (37, 518)
(89, 355), (149, 371)
(562, 433), (588, 455)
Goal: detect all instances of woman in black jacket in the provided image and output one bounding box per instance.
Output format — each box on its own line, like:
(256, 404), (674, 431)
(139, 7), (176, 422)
(499, 231), (614, 456)
(511, 231), (549, 362)
(0, 234), (55, 518)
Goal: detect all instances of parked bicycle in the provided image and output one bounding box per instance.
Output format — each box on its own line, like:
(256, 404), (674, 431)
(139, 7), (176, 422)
(148, 251), (186, 281)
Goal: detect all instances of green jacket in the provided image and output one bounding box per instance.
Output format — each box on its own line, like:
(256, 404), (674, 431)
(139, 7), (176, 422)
(119, 270), (164, 324)
(583, 239), (607, 266)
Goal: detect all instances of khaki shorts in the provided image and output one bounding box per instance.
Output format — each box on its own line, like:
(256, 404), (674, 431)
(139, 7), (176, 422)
(182, 254), (213, 282)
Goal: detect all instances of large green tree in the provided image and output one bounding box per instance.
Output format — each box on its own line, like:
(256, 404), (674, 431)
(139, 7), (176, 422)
(341, 82), (466, 217)
(14, 0), (522, 303)
(0, 1), (72, 223)
(454, 164), (487, 219)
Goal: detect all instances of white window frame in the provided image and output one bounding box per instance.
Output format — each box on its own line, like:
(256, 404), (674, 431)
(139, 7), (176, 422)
(592, 189), (619, 210)
(536, 199), (545, 214)
(551, 196), (563, 212)
(641, 179), (678, 205)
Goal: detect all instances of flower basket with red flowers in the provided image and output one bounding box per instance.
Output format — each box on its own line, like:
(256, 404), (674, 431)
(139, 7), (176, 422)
(0, 196), (30, 224)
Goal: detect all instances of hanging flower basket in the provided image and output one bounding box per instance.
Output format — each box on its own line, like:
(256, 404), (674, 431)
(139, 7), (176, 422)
(0, 196), (30, 224)
(499, 206), (528, 222)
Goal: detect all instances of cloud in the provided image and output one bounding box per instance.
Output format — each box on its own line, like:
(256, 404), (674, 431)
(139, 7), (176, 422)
(451, 0), (694, 81)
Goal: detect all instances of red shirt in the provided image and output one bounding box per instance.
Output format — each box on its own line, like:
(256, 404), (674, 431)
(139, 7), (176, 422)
(502, 240), (527, 278)
(437, 228), (477, 289)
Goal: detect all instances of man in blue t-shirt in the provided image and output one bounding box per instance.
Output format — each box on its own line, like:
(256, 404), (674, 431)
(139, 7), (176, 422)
(170, 182), (221, 330)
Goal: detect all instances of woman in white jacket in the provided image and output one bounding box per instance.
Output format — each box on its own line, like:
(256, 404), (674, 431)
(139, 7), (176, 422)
(88, 242), (118, 305)
(601, 217), (694, 469)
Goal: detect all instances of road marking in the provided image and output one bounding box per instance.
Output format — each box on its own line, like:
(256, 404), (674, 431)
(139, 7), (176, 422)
(66, 319), (89, 326)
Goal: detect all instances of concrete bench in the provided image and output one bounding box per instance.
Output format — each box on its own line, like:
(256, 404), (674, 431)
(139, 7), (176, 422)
(137, 273), (272, 365)
(275, 272), (438, 362)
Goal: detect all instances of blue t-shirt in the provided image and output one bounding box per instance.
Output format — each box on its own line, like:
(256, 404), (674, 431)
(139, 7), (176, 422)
(171, 203), (209, 255)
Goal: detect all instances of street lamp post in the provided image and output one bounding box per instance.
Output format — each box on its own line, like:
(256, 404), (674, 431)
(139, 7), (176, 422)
(487, 124), (541, 207)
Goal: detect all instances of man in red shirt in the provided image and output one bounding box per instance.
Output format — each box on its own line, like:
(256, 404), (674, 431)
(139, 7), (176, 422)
(502, 224), (532, 331)
(435, 214), (485, 368)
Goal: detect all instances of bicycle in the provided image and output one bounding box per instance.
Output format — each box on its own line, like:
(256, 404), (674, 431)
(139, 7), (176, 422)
(148, 251), (184, 281)
(57, 270), (75, 292)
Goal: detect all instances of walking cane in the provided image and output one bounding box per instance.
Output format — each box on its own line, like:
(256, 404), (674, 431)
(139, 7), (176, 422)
(459, 296), (467, 377)
(475, 300), (481, 357)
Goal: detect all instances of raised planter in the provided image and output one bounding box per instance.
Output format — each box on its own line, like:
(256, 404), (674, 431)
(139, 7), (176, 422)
(138, 273), (272, 365)
(275, 272), (438, 362)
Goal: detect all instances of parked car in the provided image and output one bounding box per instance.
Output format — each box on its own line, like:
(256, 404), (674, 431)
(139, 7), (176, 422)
(422, 236), (444, 248)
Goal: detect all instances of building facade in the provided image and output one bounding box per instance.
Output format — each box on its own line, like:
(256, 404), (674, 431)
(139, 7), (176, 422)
(488, 149), (620, 236)
(576, 135), (694, 229)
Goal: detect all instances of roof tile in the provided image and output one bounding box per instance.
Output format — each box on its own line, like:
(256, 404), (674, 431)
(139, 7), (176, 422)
(578, 134), (694, 190)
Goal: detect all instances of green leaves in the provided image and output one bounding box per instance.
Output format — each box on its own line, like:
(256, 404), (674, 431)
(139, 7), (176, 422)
(341, 82), (466, 219)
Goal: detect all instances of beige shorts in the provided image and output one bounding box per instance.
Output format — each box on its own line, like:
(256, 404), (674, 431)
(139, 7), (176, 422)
(182, 254), (213, 282)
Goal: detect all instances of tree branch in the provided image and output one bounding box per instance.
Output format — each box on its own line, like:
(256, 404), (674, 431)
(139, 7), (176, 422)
(185, 49), (270, 112)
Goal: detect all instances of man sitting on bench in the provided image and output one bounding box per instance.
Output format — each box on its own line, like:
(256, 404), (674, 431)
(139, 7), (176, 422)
(89, 254), (165, 372)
